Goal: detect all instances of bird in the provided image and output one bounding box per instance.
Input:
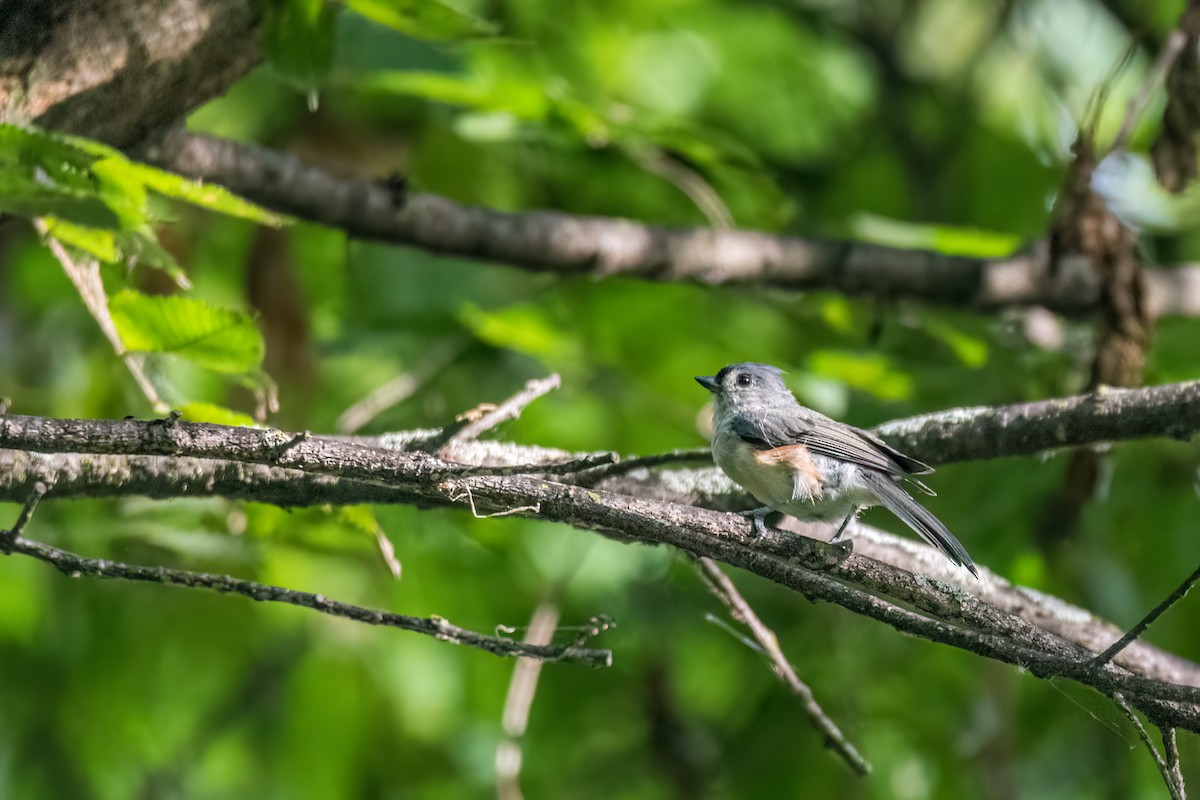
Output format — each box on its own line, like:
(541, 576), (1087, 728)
(695, 362), (977, 576)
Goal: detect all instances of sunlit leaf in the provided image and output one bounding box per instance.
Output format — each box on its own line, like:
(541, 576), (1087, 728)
(805, 350), (913, 401)
(459, 302), (580, 363)
(122, 164), (288, 227)
(352, 70), (549, 119)
(40, 219), (119, 263)
(1, 123), (285, 233)
(849, 213), (1021, 257)
(334, 505), (382, 536)
(345, 0), (496, 41)
(0, 125), (122, 228)
(923, 318), (989, 368)
(110, 289), (265, 374)
(178, 402), (261, 427)
(264, 0), (338, 90)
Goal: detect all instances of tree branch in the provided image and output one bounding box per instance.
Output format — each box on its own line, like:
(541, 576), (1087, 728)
(433, 374), (562, 452)
(0, 530), (610, 667)
(134, 129), (1200, 319)
(496, 602), (559, 800)
(1089, 561), (1200, 670)
(4, 415), (1200, 729)
(874, 380), (1200, 464)
(694, 556), (870, 776)
(335, 334), (468, 434)
(1163, 727), (1187, 800)
(9, 442), (1196, 694)
(1, 0), (261, 147)
(1114, 694), (1188, 800)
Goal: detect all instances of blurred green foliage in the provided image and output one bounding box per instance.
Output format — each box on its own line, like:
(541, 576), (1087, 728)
(2, 0), (1200, 797)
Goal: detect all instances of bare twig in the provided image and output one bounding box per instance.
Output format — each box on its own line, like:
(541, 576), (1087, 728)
(1112, 28), (1188, 150)
(497, 603), (559, 800)
(465, 451), (619, 476)
(623, 144), (734, 229)
(0, 481), (47, 549)
(0, 532), (610, 667)
(336, 335), (468, 434)
(36, 222), (164, 411)
(375, 528), (402, 579)
(1164, 727), (1187, 800)
(1113, 694), (1187, 800)
(694, 556), (870, 776)
(438, 374), (561, 451)
(1089, 561), (1200, 669)
(573, 448), (713, 485)
(137, 130), (1200, 319)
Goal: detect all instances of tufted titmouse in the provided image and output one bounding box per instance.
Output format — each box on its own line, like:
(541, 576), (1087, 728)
(696, 362), (977, 576)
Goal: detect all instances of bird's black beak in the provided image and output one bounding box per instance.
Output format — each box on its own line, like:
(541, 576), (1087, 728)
(695, 375), (719, 393)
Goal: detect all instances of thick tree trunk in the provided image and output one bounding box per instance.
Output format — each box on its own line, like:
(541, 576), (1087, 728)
(0, 0), (262, 145)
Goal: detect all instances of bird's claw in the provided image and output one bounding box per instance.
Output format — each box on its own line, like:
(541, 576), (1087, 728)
(830, 507), (859, 543)
(738, 506), (774, 539)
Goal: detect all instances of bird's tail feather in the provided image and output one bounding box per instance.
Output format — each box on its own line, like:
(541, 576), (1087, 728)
(860, 471), (978, 577)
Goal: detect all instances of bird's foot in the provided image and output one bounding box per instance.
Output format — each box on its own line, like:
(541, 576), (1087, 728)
(829, 538), (854, 558)
(738, 506), (775, 538)
(829, 507), (860, 543)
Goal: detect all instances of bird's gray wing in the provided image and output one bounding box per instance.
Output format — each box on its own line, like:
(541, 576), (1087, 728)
(730, 409), (933, 481)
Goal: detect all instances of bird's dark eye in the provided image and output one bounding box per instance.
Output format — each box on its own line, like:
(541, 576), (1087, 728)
(736, 373), (752, 387)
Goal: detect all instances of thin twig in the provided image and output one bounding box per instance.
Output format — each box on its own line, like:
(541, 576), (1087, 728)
(0, 533), (611, 667)
(623, 144), (734, 229)
(497, 602), (559, 800)
(437, 374), (561, 450)
(336, 335), (468, 434)
(1089, 561), (1200, 669)
(1163, 727), (1187, 800)
(1113, 694), (1186, 800)
(35, 221), (165, 411)
(464, 451), (619, 476)
(0, 481), (47, 549)
(693, 556), (870, 776)
(1112, 28), (1189, 151)
(573, 448), (713, 485)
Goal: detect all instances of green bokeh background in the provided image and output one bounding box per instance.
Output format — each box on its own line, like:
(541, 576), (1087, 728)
(2, 0), (1200, 797)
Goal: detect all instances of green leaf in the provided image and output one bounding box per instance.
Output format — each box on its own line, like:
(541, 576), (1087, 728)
(849, 213), (1021, 258)
(345, 0), (496, 41)
(923, 318), (989, 368)
(110, 289), (265, 374)
(333, 505), (382, 537)
(42, 219), (194, 289)
(458, 302), (580, 363)
(90, 156), (149, 229)
(355, 70), (494, 108)
(40, 219), (119, 263)
(0, 125), (121, 228)
(114, 227), (193, 288)
(178, 402), (261, 427)
(805, 350), (913, 401)
(1, 123), (285, 230)
(352, 70), (549, 120)
(122, 164), (288, 227)
(264, 0), (338, 90)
